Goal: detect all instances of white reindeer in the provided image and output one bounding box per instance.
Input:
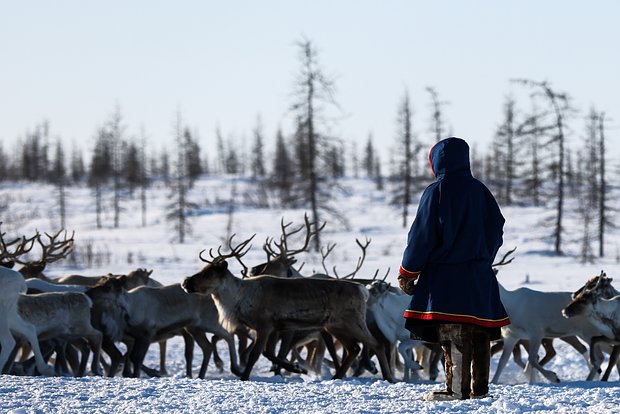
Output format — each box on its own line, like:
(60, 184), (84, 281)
(17, 292), (103, 376)
(365, 281), (426, 381)
(0, 227), (55, 376)
(492, 283), (603, 384)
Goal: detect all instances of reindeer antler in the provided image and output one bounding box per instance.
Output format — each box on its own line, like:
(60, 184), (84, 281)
(199, 234), (255, 275)
(320, 242), (337, 277)
(321, 237), (371, 279)
(265, 213), (326, 259)
(370, 266), (391, 282)
(492, 247), (517, 268)
(16, 229), (75, 265)
(339, 237), (371, 279)
(0, 222), (38, 263)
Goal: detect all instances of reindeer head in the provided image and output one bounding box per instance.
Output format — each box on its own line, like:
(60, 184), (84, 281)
(183, 234), (254, 294)
(88, 275), (128, 298)
(563, 274), (613, 318)
(123, 268), (154, 289)
(248, 257), (298, 278)
(86, 275), (130, 341)
(14, 228), (74, 279)
(571, 271), (614, 299)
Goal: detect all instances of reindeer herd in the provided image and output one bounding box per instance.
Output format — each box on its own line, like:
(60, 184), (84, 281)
(1, 218), (620, 385)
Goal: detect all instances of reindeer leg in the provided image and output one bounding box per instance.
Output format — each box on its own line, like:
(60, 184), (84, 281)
(9, 315), (54, 376)
(513, 340), (528, 368)
(537, 338), (556, 367)
(491, 335), (517, 384)
(559, 335), (588, 366)
(427, 343), (443, 381)
(587, 336), (605, 381)
(525, 337), (560, 384)
(215, 330), (243, 377)
(182, 330), (195, 378)
(0, 319), (17, 374)
(321, 330), (341, 372)
(100, 337), (123, 377)
(129, 337), (150, 378)
(353, 344), (375, 376)
(398, 340), (423, 371)
(602, 345), (620, 381)
(122, 338), (135, 377)
(187, 328), (214, 380)
(262, 331), (307, 375)
(86, 330), (103, 376)
(241, 330), (271, 381)
(209, 335), (225, 373)
(158, 340), (168, 376)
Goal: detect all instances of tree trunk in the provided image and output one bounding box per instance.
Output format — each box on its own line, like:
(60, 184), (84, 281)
(599, 112), (606, 257)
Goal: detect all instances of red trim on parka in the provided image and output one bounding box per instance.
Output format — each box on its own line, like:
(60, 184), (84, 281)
(403, 309), (511, 328)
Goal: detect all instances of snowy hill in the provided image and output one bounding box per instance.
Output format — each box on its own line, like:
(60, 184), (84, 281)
(1, 176), (619, 413)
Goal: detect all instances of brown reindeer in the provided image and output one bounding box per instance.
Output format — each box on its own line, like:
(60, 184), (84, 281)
(57, 268), (154, 288)
(247, 215), (393, 378)
(563, 273), (620, 381)
(182, 234), (395, 382)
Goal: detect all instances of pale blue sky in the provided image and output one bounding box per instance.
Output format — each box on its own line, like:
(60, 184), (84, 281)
(1, 1), (618, 160)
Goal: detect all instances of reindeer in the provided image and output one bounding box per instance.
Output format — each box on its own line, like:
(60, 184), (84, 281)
(492, 250), (607, 384)
(16, 292), (103, 376)
(0, 224), (54, 376)
(57, 268), (155, 288)
(246, 215), (385, 377)
(182, 234), (395, 382)
(563, 273), (620, 381)
(56, 268), (170, 376)
(87, 275), (242, 378)
(365, 280), (426, 381)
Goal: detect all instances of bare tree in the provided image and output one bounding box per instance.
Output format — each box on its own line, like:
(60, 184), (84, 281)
(597, 112), (612, 257)
(50, 139), (67, 229)
(576, 139), (595, 264)
(513, 79), (573, 254)
(363, 133), (375, 178)
(426, 86), (448, 143)
(184, 128), (203, 187)
(70, 141), (86, 183)
(107, 105), (125, 229)
(492, 97), (518, 205)
(289, 38), (340, 250)
(250, 116), (266, 180)
(0, 142), (6, 181)
(89, 127), (112, 229)
(271, 128), (294, 205)
(139, 127), (150, 228)
(391, 89), (417, 228)
(166, 112), (198, 243)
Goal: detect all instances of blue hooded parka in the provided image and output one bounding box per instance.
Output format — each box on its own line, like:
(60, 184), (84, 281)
(400, 137), (510, 342)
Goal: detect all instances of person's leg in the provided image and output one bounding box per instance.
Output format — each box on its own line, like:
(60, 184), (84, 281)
(449, 324), (472, 399)
(440, 337), (453, 394)
(426, 324), (472, 400)
(471, 327), (491, 397)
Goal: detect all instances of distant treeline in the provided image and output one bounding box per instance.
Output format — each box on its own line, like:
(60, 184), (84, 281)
(0, 41), (615, 261)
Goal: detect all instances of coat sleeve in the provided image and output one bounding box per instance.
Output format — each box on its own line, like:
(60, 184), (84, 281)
(399, 184), (440, 278)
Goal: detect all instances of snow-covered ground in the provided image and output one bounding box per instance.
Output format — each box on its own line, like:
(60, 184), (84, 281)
(1, 176), (620, 413)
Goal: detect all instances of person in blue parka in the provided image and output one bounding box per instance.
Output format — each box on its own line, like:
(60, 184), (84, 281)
(398, 137), (510, 401)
